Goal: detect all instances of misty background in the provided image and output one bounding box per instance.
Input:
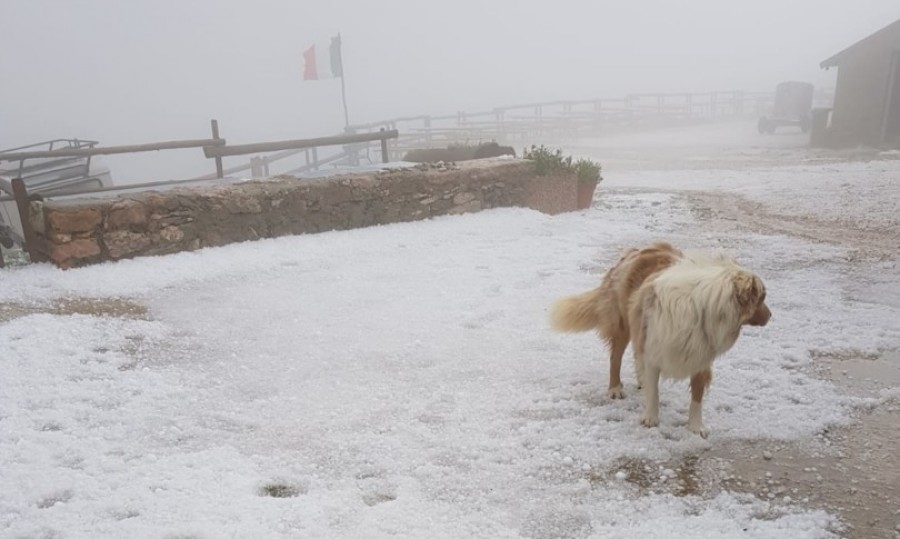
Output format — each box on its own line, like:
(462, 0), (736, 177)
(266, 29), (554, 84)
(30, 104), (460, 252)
(2, 0), (898, 182)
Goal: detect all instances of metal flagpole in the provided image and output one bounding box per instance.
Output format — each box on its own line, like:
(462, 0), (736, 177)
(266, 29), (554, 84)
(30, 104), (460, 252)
(337, 33), (350, 129)
(340, 73), (350, 129)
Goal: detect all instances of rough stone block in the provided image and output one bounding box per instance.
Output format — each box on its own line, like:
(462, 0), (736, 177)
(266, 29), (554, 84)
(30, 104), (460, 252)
(104, 230), (152, 259)
(47, 238), (101, 268)
(106, 200), (148, 231)
(47, 207), (102, 233)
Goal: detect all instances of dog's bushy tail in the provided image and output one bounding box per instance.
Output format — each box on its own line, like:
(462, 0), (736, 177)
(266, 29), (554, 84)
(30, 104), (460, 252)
(550, 287), (604, 332)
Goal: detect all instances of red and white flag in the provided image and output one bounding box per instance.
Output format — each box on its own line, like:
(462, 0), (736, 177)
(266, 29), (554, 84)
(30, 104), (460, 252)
(303, 35), (344, 80)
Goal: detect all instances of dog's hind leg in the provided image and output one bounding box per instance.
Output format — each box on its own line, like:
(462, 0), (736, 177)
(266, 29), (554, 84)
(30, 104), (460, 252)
(628, 287), (652, 391)
(640, 364), (661, 428)
(688, 369), (712, 438)
(607, 334), (629, 399)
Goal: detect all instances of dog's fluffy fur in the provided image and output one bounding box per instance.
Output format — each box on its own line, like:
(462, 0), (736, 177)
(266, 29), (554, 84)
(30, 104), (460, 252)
(550, 242), (770, 437)
(551, 242), (683, 398)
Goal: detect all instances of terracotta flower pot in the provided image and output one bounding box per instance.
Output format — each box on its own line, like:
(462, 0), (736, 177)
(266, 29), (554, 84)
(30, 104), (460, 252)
(576, 179), (598, 209)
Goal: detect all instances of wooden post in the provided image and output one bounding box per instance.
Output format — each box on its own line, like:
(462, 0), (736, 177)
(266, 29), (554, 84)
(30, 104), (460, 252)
(210, 119), (224, 179)
(10, 178), (44, 263)
(250, 156), (264, 178)
(380, 128), (389, 163)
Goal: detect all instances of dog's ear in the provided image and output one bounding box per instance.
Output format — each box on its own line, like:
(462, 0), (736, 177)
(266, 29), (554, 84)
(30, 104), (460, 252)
(732, 272), (759, 306)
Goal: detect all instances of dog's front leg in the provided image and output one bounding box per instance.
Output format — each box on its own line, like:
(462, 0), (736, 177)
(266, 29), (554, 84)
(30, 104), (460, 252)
(688, 370), (711, 438)
(640, 365), (661, 428)
(634, 353), (645, 390)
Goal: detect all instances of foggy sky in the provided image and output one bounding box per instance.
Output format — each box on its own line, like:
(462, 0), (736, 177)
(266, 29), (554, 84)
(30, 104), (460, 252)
(2, 0), (899, 182)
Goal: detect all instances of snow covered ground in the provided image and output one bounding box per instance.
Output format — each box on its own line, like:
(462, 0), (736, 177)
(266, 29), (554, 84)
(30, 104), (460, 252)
(2, 122), (899, 538)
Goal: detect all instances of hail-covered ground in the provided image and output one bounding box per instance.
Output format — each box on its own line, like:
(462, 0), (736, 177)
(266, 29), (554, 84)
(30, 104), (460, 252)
(2, 122), (899, 538)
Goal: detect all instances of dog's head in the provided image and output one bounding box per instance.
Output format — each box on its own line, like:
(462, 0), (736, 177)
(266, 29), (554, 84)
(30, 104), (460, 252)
(733, 271), (771, 327)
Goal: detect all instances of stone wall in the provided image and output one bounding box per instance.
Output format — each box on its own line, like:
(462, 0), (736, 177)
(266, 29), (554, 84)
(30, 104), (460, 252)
(30, 159), (587, 268)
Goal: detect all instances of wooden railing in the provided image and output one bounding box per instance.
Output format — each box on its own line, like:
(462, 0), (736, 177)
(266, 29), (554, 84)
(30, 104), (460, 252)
(345, 91), (778, 161)
(0, 126), (399, 265)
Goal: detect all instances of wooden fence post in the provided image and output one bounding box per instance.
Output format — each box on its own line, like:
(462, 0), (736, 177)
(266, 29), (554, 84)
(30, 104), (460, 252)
(11, 178), (46, 263)
(250, 156), (264, 178)
(380, 128), (389, 163)
(210, 119), (224, 179)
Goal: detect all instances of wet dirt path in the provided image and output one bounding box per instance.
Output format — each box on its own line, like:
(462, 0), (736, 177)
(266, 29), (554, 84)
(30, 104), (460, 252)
(683, 189), (900, 263)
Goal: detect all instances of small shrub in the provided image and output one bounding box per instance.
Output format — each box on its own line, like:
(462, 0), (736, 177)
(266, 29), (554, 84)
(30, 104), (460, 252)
(522, 145), (571, 176)
(573, 158), (602, 182)
(523, 145), (602, 182)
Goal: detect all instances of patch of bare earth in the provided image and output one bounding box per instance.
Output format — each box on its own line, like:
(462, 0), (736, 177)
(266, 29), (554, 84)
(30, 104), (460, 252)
(0, 297), (149, 323)
(683, 190), (900, 263)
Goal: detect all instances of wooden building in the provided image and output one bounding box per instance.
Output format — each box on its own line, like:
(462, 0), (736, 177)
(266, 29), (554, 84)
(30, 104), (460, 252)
(820, 19), (900, 147)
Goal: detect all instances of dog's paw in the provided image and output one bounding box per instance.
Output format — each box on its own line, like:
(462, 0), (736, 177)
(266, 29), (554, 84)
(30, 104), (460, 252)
(607, 386), (625, 399)
(688, 422), (709, 439)
(640, 415), (659, 428)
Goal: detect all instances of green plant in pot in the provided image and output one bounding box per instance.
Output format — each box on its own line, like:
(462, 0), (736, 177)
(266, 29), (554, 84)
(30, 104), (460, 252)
(523, 145), (603, 210)
(573, 158), (602, 209)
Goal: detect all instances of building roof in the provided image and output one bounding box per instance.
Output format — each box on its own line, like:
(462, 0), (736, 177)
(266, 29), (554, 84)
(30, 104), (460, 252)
(820, 18), (900, 69)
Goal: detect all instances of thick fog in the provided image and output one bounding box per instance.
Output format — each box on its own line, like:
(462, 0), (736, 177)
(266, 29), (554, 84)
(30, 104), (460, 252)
(1, 0), (898, 181)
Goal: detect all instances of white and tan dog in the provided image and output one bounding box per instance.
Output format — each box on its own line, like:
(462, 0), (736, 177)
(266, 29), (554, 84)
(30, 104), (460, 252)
(551, 243), (770, 437)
